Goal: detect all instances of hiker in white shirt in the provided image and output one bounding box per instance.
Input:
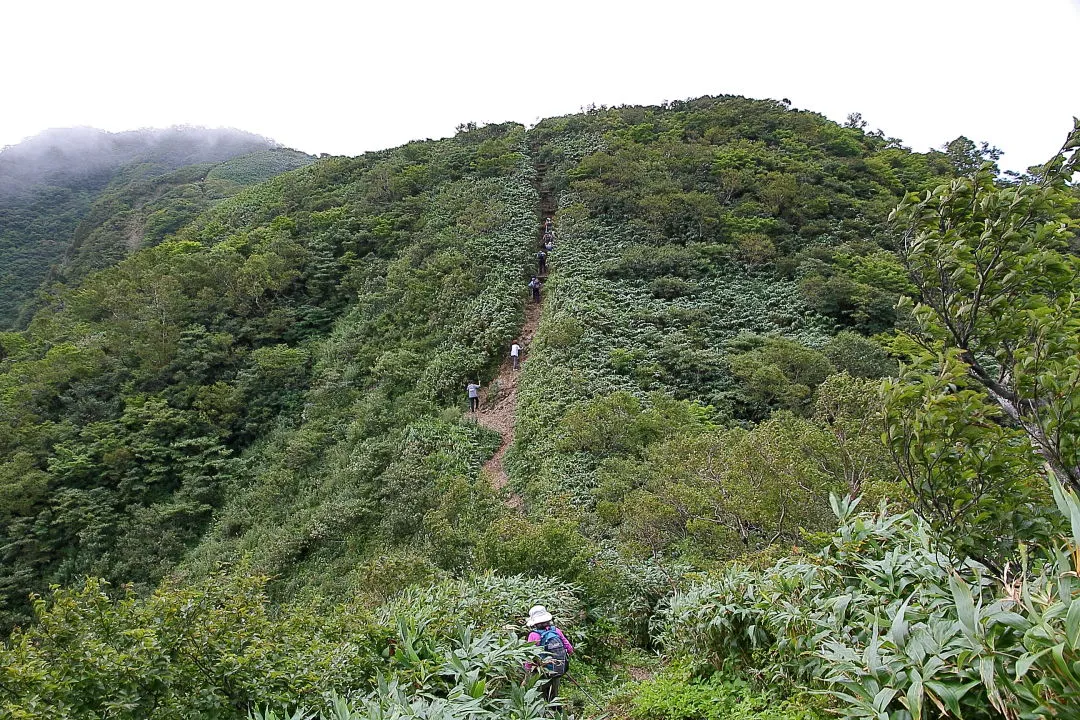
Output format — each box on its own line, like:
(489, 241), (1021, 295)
(511, 342), (522, 370)
(467, 381), (480, 412)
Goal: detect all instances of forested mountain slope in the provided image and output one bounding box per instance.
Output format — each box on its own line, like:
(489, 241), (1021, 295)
(2, 97), (1079, 720)
(59, 147), (315, 284)
(181, 98), (948, 605)
(511, 97), (937, 554)
(0, 127), (301, 328)
(0, 120), (534, 631)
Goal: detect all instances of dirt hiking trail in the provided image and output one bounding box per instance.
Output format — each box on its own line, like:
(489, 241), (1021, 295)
(475, 300), (542, 509)
(473, 150), (556, 509)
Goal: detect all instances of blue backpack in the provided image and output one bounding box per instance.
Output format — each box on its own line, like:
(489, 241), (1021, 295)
(537, 627), (569, 677)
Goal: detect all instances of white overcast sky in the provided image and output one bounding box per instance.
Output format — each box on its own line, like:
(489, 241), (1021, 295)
(1, 0), (1078, 172)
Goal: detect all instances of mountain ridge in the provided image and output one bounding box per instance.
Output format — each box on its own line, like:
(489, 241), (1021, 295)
(0, 127), (312, 328)
(2, 96), (1077, 720)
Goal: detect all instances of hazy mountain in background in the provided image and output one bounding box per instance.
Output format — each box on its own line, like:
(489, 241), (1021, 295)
(0, 126), (277, 196)
(0, 127), (311, 328)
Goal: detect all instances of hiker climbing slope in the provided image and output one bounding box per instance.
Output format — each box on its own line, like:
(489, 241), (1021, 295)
(467, 380), (480, 412)
(528, 276), (542, 303)
(524, 605), (573, 704)
(536, 249), (548, 275)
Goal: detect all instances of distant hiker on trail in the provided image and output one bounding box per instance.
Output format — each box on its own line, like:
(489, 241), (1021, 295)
(544, 217), (554, 233)
(537, 249), (548, 275)
(511, 341), (522, 370)
(467, 381), (480, 412)
(543, 238), (554, 254)
(528, 276), (542, 303)
(525, 605), (573, 704)
(543, 231), (555, 245)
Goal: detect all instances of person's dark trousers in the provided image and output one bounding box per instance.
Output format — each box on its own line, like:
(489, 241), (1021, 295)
(539, 260), (546, 274)
(532, 288), (540, 303)
(470, 397), (479, 411)
(541, 677), (561, 703)
(512, 355), (519, 369)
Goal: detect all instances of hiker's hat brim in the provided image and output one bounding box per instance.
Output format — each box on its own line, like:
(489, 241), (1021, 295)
(526, 609), (553, 626)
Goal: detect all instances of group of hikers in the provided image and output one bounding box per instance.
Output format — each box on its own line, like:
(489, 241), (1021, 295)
(467, 216), (557, 414)
(531, 216), (556, 303)
(461, 213), (577, 708)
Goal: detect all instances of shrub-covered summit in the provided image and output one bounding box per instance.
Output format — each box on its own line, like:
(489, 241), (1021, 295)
(2, 96), (1076, 720)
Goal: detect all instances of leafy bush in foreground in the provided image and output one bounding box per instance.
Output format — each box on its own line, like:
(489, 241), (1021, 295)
(0, 572), (580, 720)
(657, 480), (1080, 719)
(252, 653), (552, 720)
(631, 664), (827, 720)
(0, 573), (375, 718)
(248, 573), (584, 720)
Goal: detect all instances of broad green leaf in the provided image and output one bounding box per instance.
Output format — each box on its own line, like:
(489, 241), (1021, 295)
(925, 679), (980, 718)
(873, 686), (898, 712)
(949, 574), (977, 639)
(905, 669), (925, 720)
(889, 596), (911, 650)
(1051, 644), (1079, 683)
(1015, 648), (1052, 679)
(1066, 598), (1080, 650)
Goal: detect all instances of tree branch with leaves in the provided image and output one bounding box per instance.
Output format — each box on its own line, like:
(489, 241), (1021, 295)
(888, 121), (1080, 497)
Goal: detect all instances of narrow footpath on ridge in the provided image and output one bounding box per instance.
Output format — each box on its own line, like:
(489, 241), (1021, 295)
(474, 152), (557, 510)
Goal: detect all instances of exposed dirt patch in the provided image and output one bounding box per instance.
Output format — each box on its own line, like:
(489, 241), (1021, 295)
(474, 301), (541, 510)
(624, 666), (654, 682)
(124, 215), (146, 252)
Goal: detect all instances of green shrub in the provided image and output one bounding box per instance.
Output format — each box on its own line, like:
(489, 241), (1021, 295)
(656, 479), (1080, 720)
(603, 245), (712, 280)
(632, 665), (829, 720)
(727, 335), (834, 418)
(648, 276), (697, 299)
(0, 572), (583, 720)
(0, 573), (380, 719)
(822, 331), (896, 379)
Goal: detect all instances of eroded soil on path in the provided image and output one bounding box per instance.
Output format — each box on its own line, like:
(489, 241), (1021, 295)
(474, 300), (542, 509)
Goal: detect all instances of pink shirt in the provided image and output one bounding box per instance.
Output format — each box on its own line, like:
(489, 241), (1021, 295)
(528, 626), (573, 652)
(525, 626), (574, 670)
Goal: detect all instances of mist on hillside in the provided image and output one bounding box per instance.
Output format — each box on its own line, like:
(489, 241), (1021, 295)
(0, 126), (277, 196)
(0, 125), (289, 330)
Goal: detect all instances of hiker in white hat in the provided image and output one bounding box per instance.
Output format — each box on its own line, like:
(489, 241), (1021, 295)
(525, 604), (574, 704)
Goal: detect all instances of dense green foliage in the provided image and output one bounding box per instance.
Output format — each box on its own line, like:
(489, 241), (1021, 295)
(177, 122), (541, 600)
(0, 127), (288, 329)
(60, 148), (314, 284)
(509, 97), (931, 572)
(657, 480), (1080, 720)
(0, 572), (579, 719)
(883, 124), (1080, 566)
(647, 121), (1080, 720)
(631, 665), (827, 720)
(2, 98), (1078, 719)
(0, 122), (534, 630)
